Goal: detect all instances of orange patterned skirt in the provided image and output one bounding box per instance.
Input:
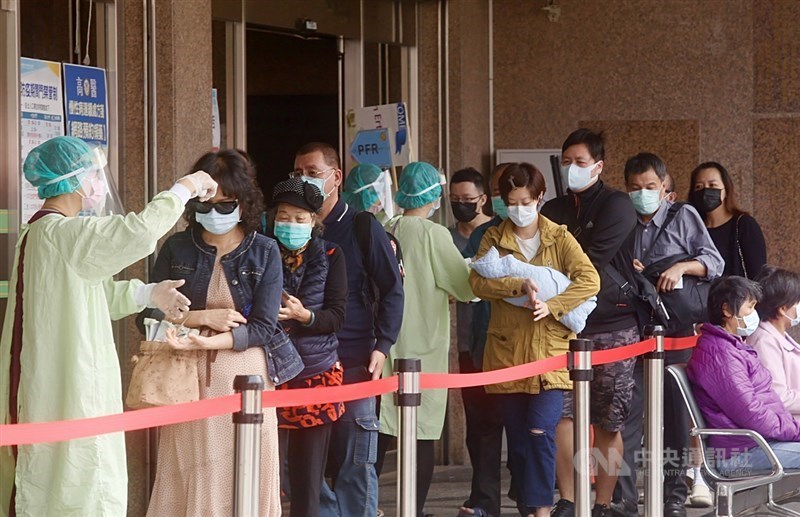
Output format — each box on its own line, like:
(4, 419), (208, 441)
(277, 361), (345, 429)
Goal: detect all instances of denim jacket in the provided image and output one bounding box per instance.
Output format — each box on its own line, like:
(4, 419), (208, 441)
(139, 226), (303, 385)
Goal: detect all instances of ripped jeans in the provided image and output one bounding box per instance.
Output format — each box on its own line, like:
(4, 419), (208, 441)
(499, 390), (564, 514)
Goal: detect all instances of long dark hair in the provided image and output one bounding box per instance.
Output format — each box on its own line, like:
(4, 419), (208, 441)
(689, 161), (747, 217)
(184, 149), (264, 234)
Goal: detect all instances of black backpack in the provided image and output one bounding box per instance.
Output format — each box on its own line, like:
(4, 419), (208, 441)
(354, 211), (405, 312)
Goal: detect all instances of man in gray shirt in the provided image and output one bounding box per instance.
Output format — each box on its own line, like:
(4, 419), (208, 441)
(613, 153), (724, 517)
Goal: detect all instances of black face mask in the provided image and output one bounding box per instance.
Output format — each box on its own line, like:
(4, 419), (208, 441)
(451, 201), (479, 223)
(690, 188), (723, 217)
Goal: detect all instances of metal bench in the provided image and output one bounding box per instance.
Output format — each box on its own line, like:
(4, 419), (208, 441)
(666, 364), (800, 517)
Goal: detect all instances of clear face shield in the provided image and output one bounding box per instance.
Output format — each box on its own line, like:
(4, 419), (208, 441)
(354, 169), (395, 219)
(44, 145), (125, 216)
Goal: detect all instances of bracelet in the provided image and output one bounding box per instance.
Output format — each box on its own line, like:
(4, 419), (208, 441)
(302, 309), (316, 327)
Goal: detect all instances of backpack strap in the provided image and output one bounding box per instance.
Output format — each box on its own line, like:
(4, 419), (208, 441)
(642, 202), (685, 263)
(354, 210), (374, 270)
(604, 263), (635, 297)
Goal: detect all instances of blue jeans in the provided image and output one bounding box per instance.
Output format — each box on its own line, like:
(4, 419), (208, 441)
(319, 396), (380, 517)
(719, 441), (800, 475)
(500, 390), (564, 514)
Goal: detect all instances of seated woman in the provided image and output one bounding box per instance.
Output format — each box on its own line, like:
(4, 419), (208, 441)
(145, 149), (289, 516)
(749, 266), (800, 417)
(686, 276), (800, 474)
(469, 163), (600, 517)
(270, 177), (348, 517)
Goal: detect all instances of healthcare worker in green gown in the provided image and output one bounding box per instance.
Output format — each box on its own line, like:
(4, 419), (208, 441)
(377, 161), (475, 516)
(0, 136), (219, 517)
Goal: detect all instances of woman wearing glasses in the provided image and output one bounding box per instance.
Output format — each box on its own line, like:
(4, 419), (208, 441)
(142, 149), (294, 516)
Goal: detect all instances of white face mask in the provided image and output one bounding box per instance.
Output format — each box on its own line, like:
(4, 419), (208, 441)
(785, 303), (800, 327)
(507, 204), (539, 227)
(735, 309), (760, 337)
(77, 170), (108, 216)
(427, 198), (441, 219)
(565, 162), (601, 191)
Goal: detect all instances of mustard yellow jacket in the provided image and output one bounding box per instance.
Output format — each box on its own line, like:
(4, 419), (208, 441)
(469, 216), (600, 394)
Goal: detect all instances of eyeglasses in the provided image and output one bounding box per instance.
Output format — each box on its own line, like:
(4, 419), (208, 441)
(289, 167), (336, 179)
(189, 200), (239, 215)
(449, 195), (483, 204)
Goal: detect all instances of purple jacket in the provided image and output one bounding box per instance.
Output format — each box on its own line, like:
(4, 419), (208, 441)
(686, 323), (800, 458)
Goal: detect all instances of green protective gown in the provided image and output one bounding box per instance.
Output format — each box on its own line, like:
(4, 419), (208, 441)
(380, 216), (474, 440)
(0, 191), (185, 517)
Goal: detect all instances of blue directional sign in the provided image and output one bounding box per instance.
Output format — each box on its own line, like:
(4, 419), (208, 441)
(350, 128), (393, 167)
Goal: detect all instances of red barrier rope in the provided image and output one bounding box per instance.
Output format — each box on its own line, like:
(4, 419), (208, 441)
(0, 334), (698, 447)
(664, 336), (699, 351)
(0, 377), (398, 447)
(422, 355), (567, 390)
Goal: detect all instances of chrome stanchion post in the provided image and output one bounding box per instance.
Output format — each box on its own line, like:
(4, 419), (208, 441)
(643, 325), (665, 517)
(395, 358), (421, 517)
(233, 374), (264, 517)
(569, 338), (593, 516)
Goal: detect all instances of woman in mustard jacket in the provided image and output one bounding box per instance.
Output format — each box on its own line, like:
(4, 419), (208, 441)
(469, 163), (599, 517)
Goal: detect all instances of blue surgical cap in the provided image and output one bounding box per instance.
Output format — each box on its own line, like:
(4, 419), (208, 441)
(396, 161), (442, 209)
(343, 163), (383, 211)
(23, 136), (94, 199)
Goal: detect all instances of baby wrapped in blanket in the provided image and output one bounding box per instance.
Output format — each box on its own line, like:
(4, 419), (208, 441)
(470, 246), (597, 333)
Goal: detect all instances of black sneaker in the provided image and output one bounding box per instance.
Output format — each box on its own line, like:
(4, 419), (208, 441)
(592, 504), (614, 517)
(551, 499), (575, 517)
(609, 499), (639, 517)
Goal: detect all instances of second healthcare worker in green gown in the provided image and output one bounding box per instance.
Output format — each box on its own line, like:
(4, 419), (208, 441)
(0, 136), (219, 516)
(375, 161), (475, 516)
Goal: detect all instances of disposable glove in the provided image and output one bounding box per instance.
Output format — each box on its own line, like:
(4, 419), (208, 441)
(178, 170), (218, 201)
(142, 279), (192, 319)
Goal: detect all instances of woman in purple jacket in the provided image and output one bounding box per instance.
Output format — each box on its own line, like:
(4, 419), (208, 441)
(687, 276), (800, 474)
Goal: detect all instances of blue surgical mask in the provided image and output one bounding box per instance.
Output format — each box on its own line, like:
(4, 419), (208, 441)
(735, 310), (760, 337)
(302, 175), (333, 200)
(195, 207), (240, 235)
(491, 195), (508, 220)
(629, 189), (663, 216)
(274, 221), (313, 250)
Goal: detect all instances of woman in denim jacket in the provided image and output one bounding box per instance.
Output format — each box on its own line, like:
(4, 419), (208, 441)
(142, 150), (296, 516)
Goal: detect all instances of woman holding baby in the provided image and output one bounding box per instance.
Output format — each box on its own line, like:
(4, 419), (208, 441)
(469, 162), (599, 517)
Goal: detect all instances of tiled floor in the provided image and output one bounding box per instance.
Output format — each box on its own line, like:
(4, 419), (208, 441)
(376, 464), (800, 517)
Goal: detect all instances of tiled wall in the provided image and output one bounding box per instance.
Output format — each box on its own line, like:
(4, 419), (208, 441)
(490, 0), (799, 276)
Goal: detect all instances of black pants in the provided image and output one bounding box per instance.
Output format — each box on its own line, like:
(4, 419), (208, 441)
(459, 352), (504, 516)
(613, 348), (692, 509)
(281, 423), (332, 517)
(376, 434), (435, 517)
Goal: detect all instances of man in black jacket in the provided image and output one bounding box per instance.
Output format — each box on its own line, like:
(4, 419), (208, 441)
(541, 129), (639, 517)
